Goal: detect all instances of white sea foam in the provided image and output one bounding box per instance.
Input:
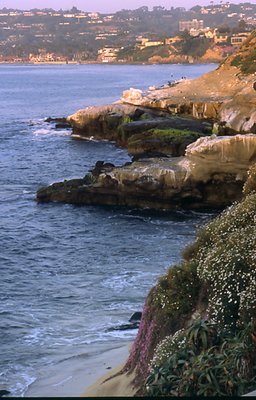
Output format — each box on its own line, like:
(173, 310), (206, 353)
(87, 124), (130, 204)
(33, 127), (70, 137)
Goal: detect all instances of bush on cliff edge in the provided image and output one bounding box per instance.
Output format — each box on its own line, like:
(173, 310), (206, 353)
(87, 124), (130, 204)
(124, 165), (256, 396)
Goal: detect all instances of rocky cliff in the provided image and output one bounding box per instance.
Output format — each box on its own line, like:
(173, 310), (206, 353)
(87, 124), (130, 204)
(37, 30), (256, 398)
(124, 174), (256, 396)
(121, 31), (256, 133)
(37, 134), (256, 210)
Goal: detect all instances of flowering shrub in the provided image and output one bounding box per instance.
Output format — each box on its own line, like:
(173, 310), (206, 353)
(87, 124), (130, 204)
(153, 261), (201, 318)
(195, 194), (256, 328)
(127, 191), (256, 393)
(150, 329), (187, 369)
(146, 320), (256, 397)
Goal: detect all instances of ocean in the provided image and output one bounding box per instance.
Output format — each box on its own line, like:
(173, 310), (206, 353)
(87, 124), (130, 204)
(0, 63), (217, 396)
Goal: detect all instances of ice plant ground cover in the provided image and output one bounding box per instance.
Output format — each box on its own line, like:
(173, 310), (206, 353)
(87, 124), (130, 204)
(146, 319), (256, 396)
(125, 163), (256, 396)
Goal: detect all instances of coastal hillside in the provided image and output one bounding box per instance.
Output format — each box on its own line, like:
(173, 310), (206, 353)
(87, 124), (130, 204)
(118, 163), (256, 397)
(76, 33), (256, 397)
(34, 29), (256, 397)
(122, 30), (256, 133)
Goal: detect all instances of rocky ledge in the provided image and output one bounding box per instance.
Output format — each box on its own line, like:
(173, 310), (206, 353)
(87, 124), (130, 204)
(37, 134), (256, 210)
(120, 33), (256, 133)
(66, 33), (256, 162)
(67, 103), (213, 158)
(38, 33), (256, 210)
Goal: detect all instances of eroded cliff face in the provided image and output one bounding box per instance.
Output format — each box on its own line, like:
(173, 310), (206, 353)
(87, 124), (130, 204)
(37, 134), (256, 210)
(185, 134), (256, 182)
(120, 31), (256, 133)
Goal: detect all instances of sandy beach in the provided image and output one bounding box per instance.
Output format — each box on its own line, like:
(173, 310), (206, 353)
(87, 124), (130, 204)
(25, 342), (132, 397)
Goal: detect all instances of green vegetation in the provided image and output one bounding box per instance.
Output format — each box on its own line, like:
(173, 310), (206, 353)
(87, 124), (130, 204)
(180, 36), (211, 58)
(131, 46), (170, 63)
(83, 173), (97, 185)
(126, 163), (256, 396)
(231, 51), (256, 74)
(148, 128), (201, 143)
(153, 261), (201, 319)
(122, 115), (133, 124)
(127, 128), (202, 148)
(230, 34), (256, 74)
(146, 320), (256, 396)
(126, 128), (203, 156)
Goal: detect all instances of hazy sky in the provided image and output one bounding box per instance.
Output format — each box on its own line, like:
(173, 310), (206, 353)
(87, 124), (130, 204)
(0, 0), (251, 13)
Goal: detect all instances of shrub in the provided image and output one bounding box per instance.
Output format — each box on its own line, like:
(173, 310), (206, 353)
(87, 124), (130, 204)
(128, 192), (256, 391)
(146, 320), (256, 397)
(192, 194), (256, 328)
(153, 261), (201, 319)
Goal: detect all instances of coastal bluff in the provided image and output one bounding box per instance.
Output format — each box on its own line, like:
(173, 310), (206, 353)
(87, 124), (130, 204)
(36, 31), (256, 397)
(37, 134), (256, 209)
(120, 33), (256, 133)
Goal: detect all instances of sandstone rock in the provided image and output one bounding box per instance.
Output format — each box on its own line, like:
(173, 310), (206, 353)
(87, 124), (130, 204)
(121, 88), (143, 104)
(37, 134), (256, 210)
(185, 134), (256, 182)
(67, 103), (138, 139)
(119, 33), (256, 133)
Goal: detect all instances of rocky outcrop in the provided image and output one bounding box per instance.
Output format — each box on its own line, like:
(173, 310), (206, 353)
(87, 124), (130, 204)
(67, 103), (213, 157)
(66, 32), (255, 159)
(67, 103), (138, 141)
(120, 32), (256, 133)
(37, 134), (256, 210)
(121, 65), (256, 132)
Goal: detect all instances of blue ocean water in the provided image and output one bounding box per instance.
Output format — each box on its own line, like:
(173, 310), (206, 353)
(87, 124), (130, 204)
(0, 63), (217, 396)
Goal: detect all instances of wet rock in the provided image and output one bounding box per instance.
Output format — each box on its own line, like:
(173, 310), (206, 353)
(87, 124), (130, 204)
(45, 117), (71, 129)
(55, 122), (71, 129)
(90, 161), (115, 178)
(107, 322), (140, 331)
(0, 390), (10, 398)
(121, 118), (212, 137)
(127, 131), (202, 158)
(129, 312), (142, 323)
(134, 176), (163, 192)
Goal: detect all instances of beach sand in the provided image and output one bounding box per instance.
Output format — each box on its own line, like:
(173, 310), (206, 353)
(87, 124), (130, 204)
(25, 342), (133, 397)
(81, 362), (136, 397)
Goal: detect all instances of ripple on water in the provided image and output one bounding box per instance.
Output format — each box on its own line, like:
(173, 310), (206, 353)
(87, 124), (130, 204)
(0, 63), (218, 396)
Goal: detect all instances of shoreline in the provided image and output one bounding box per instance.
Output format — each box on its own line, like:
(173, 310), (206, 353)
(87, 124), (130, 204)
(25, 342), (132, 397)
(0, 61), (220, 66)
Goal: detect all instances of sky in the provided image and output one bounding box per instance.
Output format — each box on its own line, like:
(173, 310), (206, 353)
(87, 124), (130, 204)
(0, 0), (252, 13)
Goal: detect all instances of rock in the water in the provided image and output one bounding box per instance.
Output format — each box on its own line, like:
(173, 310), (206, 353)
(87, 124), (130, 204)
(129, 312), (142, 323)
(107, 322), (140, 331)
(0, 390), (10, 398)
(45, 117), (71, 129)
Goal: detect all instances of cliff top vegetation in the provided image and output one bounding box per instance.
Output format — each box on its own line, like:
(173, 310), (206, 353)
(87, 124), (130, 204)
(229, 30), (256, 74)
